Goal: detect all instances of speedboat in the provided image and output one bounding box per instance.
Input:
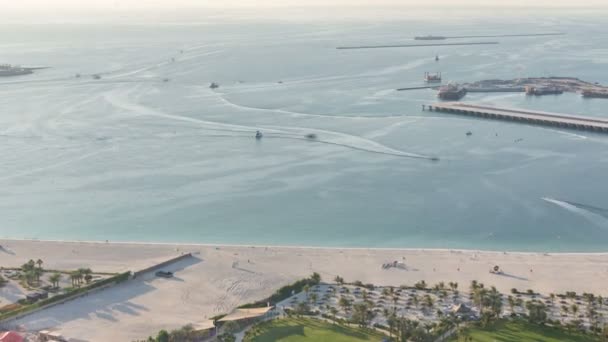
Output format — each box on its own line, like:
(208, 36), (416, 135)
(255, 131), (263, 139)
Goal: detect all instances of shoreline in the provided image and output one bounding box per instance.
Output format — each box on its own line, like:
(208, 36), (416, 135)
(3, 237), (608, 256)
(3, 237), (608, 340)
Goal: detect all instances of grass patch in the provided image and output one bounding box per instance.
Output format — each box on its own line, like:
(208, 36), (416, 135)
(244, 317), (386, 342)
(452, 319), (599, 342)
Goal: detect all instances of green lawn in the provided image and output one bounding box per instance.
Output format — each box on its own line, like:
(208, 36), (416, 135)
(452, 319), (599, 342)
(244, 317), (386, 342)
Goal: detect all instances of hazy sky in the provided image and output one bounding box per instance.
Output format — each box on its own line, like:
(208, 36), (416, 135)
(5, 0), (608, 10)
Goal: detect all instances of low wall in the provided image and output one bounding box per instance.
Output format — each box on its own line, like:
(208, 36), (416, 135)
(0, 271), (131, 328)
(0, 253), (194, 328)
(132, 253), (193, 279)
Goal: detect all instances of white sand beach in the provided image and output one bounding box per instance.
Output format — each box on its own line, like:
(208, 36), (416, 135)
(1, 239), (607, 341)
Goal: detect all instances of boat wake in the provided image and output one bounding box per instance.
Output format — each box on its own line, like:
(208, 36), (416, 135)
(105, 87), (437, 160)
(542, 197), (608, 228)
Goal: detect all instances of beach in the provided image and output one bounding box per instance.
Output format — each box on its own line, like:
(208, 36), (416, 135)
(1, 239), (607, 341)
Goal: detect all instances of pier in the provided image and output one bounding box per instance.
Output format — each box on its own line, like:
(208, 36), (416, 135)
(336, 42), (498, 50)
(424, 103), (608, 133)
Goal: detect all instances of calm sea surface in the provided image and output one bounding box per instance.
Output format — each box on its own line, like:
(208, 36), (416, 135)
(1, 8), (608, 251)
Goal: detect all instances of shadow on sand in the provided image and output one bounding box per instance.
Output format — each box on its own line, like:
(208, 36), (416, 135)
(8, 256), (203, 331)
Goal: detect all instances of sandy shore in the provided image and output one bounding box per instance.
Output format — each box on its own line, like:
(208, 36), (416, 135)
(1, 239), (607, 341)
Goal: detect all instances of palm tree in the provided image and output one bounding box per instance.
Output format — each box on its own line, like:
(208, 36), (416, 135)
(549, 293), (556, 306)
(392, 295), (399, 309)
(303, 284), (310, 302)
(473, 287), (488, 312)
(36, 259), (44, 270)
(310, 293), (318, 305)
(329, 307), (338, 324)
(70, 271), (81, 287)
(80, 268), (93, 284)
(470, 280), (479, 293)
(49, 273), (61, 288)
(571, 304), (579, 318)
(386, 311), (397, 338)
(338, 297), (351, 315)
(334, 275), (344, 285)
(508, 295), (516, 313)
(562, 305), (569, 317)
(412, 294), (420, 308)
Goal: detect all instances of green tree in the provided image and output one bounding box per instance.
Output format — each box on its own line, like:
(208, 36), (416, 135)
(49, 273), (62, 288)
(223, 321), (239, 335)
(414, 280), (427, 290)
(352, 303), (374, 328)
(303, 284), (310, 302)
(309, 292), (318, 305)
(338, 297), (351, 314)
(334, 275), (344, 285)
(156, 330), (169, 342)
(295, 301), (310, 316)
(571, 304), (579, 317)
(310, 272), (321, 284)
(526, 301), (548, 325)
(329, 307), (338, 324)
(508, 295), (516, 313)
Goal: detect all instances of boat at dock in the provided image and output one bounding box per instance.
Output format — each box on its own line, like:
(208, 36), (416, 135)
(0, 64), (33, 77)
(525, 86), (563, 96)
(438, 83), (467, 100)
(424, 72), (442, 83)
(581, 89), (608, 98)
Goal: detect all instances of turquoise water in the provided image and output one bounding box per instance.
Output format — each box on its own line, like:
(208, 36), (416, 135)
(1, 8), (608, 251)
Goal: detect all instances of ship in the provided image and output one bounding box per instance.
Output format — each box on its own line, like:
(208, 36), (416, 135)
(438, 83), (467, 100)
(424, 72), (442, 83)
(524, 86), (563, 96)
(255, 130), (263, 140)
(210, 82), (220, 89)
(414, 35), (447, 40)
(581, 89), (608, 98)
(0, 64), (33, 77)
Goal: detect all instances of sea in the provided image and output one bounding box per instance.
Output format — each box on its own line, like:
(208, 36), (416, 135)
(1, 7), (608, 252)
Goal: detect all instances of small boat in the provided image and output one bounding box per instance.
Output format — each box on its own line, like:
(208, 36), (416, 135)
(466, 131), (473, 136)
(435, 55), (439, 62)
(209, 82), (219, 89)
(424, 72), (442, 83)
(305, 133), (317, 140)
(255, 131), (263, 140)
(92, 74), (101, 80)
(163, 78), (170, 82)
